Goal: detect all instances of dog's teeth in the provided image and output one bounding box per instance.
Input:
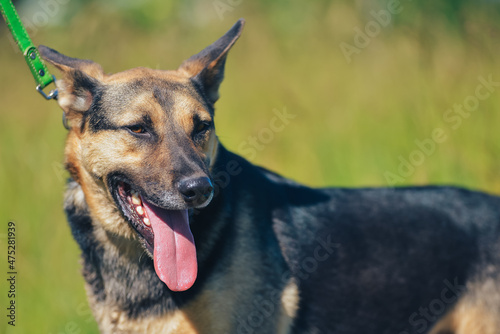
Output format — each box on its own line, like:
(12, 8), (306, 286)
(131, 192), (141, 205)
(130, 190), (141, 205)
(136, 206), (144, 215)
(143, 217), (150, 226)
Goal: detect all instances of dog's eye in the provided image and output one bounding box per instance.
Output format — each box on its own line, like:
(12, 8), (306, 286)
(195, 121), (211, 134)
(127, 125), (146, 134)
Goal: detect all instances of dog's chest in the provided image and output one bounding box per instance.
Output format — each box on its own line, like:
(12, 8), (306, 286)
(87, 274), (297, 334)
(93, 305), (198, 334)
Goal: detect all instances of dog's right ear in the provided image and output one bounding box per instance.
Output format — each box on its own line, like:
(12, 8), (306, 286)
(39, 46), (104, 120)
(178, 19), (244, 105)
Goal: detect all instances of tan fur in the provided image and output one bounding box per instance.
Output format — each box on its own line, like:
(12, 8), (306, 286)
(430, 304), (497, 334)
(277, 279), (300, 334)
(64, 126), (133, 243)
(430, 296), (499, 334)
(90, 301), (198, 334)
(54, 62), (104, 117)
(178, 61), (207, 79)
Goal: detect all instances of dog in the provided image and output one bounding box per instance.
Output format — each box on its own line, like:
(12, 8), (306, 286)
(39, 19), (500, 334)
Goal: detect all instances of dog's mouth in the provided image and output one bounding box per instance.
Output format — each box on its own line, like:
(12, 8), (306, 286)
(113, 181), (197, 292)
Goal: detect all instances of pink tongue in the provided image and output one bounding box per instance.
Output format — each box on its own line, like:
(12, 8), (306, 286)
(141, 201), (197, 291)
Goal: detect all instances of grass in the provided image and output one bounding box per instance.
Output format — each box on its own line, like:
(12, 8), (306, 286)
(1, 1), (500, 333)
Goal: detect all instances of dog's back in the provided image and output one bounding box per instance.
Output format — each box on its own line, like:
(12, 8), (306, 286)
(280, 186), (500, 333)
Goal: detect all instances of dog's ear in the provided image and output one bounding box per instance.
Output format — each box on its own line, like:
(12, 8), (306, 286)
(39, 46), (103, 117)
(179, 19), (244, 104)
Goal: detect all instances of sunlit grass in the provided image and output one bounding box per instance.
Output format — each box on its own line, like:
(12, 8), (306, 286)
(1, 1), (500, 333)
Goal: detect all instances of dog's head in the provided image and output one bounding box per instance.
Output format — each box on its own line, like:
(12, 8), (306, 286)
(40, 19), (244, 291)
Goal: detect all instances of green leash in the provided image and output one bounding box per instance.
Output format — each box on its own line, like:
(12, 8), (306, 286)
(0, 0), (57, 99)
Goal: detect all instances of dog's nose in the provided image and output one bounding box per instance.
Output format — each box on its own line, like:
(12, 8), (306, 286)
(178, 177), (214, 207)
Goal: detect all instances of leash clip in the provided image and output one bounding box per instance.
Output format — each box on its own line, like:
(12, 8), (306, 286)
(62, 112), (70, 130)
(36, 75), (58, 100)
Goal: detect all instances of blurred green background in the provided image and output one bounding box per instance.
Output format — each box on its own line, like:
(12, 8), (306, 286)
(1, 0), (500, 332)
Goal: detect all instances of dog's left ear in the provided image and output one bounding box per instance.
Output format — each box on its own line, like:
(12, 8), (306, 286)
(179, 19), (244, 104)
(39, 45), (104, 117)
